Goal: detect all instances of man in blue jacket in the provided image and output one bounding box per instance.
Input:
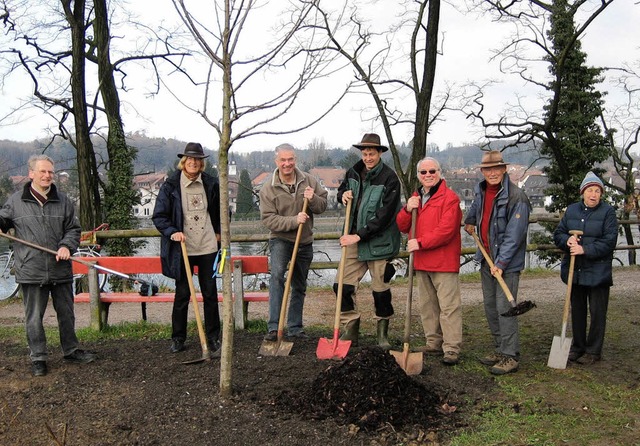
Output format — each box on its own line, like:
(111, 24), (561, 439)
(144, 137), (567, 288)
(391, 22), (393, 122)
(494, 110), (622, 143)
(334, 133), (401, 349)
(464, 151), (531, 375)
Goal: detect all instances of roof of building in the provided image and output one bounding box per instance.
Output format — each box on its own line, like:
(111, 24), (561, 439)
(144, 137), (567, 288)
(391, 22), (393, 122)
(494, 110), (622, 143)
(309, 167), (345, 188)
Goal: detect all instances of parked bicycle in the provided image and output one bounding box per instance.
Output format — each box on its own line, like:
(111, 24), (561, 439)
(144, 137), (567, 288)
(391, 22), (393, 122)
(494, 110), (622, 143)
(0, 224), (110, 300)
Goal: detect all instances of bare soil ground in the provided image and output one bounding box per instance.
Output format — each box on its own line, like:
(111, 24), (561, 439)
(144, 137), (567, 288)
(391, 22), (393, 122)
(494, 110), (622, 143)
(1, 267), (639, 445)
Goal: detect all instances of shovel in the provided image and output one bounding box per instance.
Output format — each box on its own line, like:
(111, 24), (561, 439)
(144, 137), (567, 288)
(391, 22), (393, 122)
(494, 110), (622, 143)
(471, 232), (535, 317)
(180, 241), (212, 364)
(547, 229), (582, 369)
(0, 231), (153, 286)
(316, 200), (352, 360)
(390, 208), (423, 375)
(258, 198), (309, 356)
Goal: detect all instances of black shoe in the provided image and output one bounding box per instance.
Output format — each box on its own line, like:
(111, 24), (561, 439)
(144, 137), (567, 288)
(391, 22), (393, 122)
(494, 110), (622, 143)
(64, 349), (97, 364)
(208, 339), (222, 358)
(263, 331), (277, 341)
(169, 339), (185, 353)
(287, 331), (310, 339)
(577, 353), (601, 365)
(32, 361), (47, 377)
(568, 351), (583, 362)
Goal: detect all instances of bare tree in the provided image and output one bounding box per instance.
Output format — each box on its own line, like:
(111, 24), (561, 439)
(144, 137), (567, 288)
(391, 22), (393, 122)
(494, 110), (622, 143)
(1, 0), (101, 228)
(601, 64), (640, 264)
(0, 0), (191, 229)
(170, 0), (348, 396)
(464, 0), (616, 210)
(307, 0), (445, 198)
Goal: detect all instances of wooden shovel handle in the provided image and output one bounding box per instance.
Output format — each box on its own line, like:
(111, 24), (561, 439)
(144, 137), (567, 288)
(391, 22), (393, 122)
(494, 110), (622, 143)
(333, 200), (352, 332)
(181, 241), (209, 357)
(470, 231), (517, 306)
(561, 230), (584, 336)
(403, 209), (417, 344)
(275, 198), (309, 339)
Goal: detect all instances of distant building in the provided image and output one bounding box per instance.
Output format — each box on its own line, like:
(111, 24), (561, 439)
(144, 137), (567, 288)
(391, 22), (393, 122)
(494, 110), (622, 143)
(520, 174), (549, 209)
(251, 171), (271, 208)
(132, 172), (167, 218)
(309, 167), (345, 209)
(10, 175), (29, 189)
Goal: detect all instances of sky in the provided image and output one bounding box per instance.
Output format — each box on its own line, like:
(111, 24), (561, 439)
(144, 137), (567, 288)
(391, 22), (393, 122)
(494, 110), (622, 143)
(0, 1), (638, 154)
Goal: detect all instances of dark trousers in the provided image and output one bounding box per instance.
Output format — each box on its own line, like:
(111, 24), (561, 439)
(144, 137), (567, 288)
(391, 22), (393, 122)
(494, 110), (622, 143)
(172, 252), (220, 342)
(570, 284), (609, 357)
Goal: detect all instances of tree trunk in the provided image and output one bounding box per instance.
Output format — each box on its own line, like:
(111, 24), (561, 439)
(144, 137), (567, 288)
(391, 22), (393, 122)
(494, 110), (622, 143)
(409, 0), (440, 199)
(94, 0), (137, 260)
(219, 1), (234, 397)
(64, 0), (100, 229)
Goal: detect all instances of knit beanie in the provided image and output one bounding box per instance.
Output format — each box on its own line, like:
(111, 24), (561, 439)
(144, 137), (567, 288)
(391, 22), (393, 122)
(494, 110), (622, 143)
(579, 171), (604, 194)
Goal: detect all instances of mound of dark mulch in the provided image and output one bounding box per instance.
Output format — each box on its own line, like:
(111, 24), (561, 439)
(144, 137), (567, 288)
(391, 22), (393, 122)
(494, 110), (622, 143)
(276, 347), (445, 432)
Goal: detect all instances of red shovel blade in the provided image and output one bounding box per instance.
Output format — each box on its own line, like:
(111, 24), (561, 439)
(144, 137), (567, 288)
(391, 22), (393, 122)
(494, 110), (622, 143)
(316, 329), (351, 360)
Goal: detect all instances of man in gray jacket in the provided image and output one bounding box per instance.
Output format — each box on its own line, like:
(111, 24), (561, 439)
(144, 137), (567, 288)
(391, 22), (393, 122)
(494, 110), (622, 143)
(0, 155), (96, 377)
(259, 144), (328, 340)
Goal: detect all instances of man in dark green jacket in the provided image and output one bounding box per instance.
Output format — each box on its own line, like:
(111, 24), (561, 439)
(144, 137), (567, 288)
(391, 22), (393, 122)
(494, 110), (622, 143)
(334, 133), (401, 349)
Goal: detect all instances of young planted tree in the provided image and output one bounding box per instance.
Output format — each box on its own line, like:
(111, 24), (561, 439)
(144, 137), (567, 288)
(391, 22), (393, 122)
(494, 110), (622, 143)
(171, 0), (348, 396)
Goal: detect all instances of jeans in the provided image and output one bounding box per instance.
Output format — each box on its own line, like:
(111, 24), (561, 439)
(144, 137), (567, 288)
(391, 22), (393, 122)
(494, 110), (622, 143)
(22, 283), (79, 362)
(480, 261), (520, 358)
(172, 252), (220, 342)
(267, 238), (313, 334)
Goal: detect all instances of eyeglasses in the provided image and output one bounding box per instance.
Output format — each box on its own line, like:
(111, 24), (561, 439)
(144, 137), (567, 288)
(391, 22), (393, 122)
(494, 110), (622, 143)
(419, 169), (438, 175)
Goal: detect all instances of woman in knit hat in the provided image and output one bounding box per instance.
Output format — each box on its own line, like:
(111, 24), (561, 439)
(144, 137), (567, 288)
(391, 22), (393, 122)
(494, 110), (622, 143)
(553, 171), (618, 365)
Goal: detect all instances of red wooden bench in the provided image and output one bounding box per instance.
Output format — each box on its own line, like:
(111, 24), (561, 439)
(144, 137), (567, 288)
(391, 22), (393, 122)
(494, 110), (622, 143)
(72, 256), (269, 330)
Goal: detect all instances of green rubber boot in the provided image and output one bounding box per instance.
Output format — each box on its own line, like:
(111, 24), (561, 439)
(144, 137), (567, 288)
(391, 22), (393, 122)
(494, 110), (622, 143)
(339, 318), (360, 347)
(377, 319), (391, 351)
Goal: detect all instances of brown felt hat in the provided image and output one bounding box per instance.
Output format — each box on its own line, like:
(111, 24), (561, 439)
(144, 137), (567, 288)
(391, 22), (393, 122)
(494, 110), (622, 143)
(478, 150), (509, 168)
(352, 133), (388, 153)
(177, 142), (208, 159)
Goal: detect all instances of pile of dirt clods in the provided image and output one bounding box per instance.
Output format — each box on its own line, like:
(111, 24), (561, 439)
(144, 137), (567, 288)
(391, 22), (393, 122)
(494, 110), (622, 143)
(276, 347), (447, 432)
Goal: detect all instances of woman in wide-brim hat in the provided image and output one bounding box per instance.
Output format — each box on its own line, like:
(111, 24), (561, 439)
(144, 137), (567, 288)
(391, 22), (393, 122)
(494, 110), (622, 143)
(153, 142), (222, 357)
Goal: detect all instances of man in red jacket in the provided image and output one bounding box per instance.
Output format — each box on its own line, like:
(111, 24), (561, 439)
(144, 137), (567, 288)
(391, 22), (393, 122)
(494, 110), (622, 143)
(396, 157), (463, 365)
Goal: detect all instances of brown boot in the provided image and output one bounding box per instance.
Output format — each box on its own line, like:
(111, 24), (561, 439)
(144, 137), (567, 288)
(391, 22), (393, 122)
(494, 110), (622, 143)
(377, 319), (391, 351)
(339, 319), (360, 347)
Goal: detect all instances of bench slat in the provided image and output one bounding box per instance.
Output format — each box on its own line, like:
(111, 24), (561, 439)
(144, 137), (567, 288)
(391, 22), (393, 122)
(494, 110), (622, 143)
(74, 291), (269, 304)
(72, 255), (269, 330)
(72, 255), (268, 275)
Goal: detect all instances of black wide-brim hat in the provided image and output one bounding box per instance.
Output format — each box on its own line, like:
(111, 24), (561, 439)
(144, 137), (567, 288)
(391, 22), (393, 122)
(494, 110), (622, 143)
(352, 133), (388, 153)
(177, 142), (209, 159)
